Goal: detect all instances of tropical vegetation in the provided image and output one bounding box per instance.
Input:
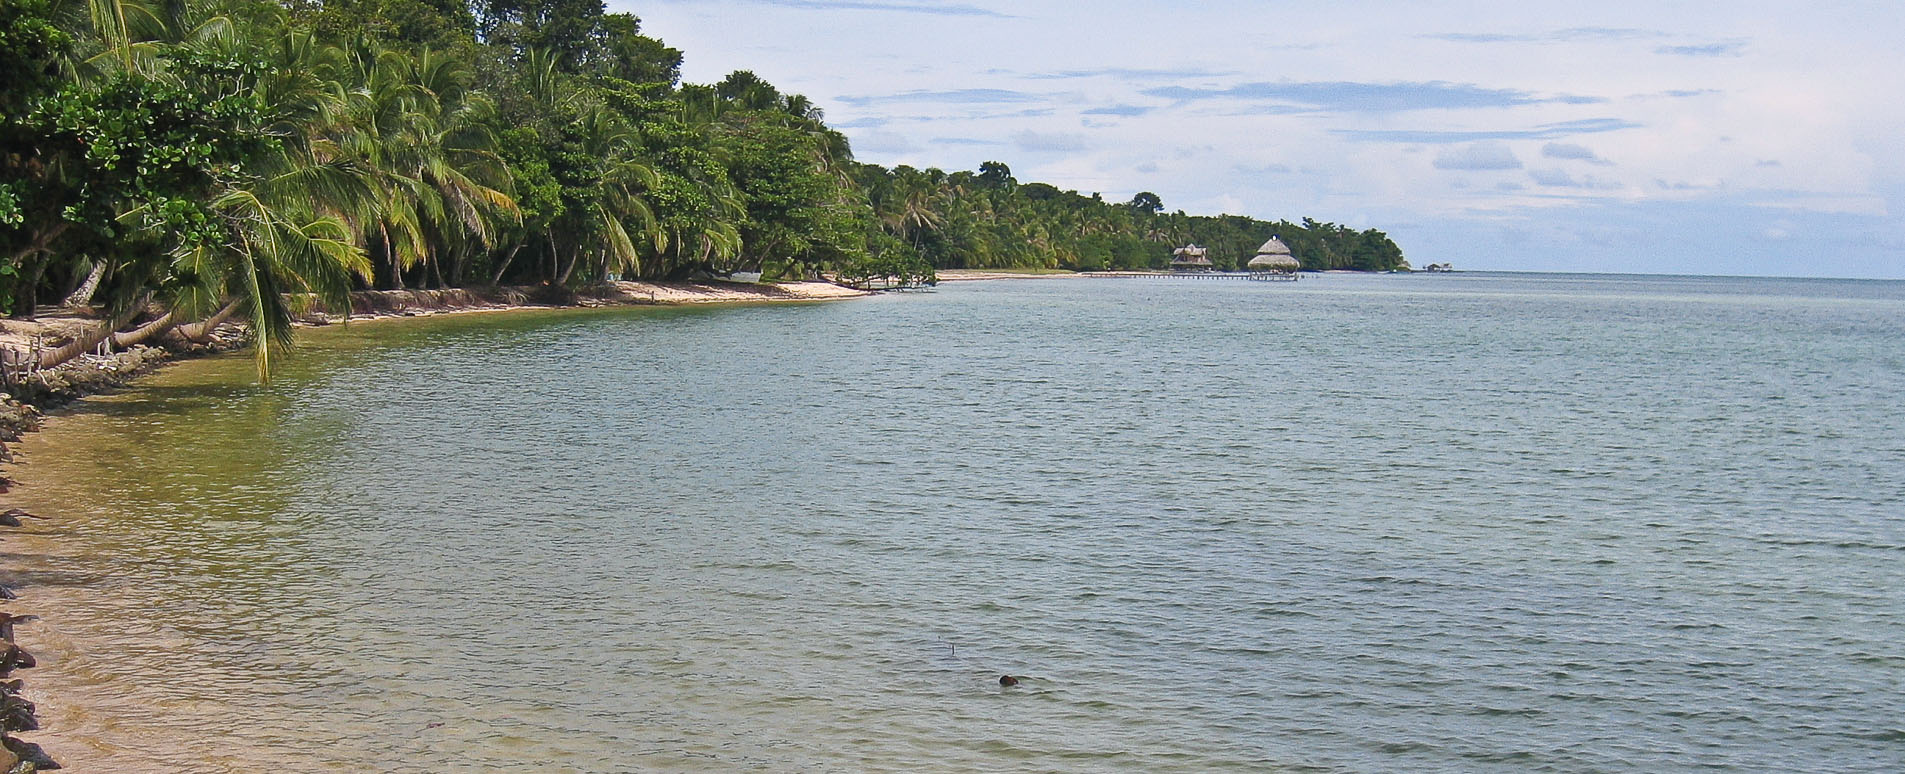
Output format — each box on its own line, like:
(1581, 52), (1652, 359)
(1, 0), (1407, 377)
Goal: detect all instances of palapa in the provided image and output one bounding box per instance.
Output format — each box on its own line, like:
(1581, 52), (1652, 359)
(1254, 236), (1293, 256)
(1247, 253), (1299, 270)
(1247, 237), (1299, 272)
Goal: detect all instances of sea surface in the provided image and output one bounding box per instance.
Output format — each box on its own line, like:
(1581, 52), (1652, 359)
(6, 273), (1904, 772)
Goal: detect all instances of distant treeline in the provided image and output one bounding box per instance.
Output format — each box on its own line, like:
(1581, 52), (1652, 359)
(854, 163), (1406, 273)
(1, 0), (1406, 374)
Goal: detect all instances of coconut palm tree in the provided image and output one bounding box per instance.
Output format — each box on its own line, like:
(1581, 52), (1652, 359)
(35, 19), (376, 378)
(339, 41), (516, 289)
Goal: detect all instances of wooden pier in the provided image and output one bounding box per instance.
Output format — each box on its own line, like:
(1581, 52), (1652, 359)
(1086, 271), (1300, 281)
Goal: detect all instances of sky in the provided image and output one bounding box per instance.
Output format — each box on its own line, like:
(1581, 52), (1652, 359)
(621, 0), (1905, 278)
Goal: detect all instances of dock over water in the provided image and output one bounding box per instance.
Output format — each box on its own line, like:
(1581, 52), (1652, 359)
(1086, 271), (1300, 281)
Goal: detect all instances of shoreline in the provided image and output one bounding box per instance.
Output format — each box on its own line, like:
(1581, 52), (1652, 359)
(327, 279), (870, 320)
(1, 280), (869, 409)
(0, 278), (867, 770)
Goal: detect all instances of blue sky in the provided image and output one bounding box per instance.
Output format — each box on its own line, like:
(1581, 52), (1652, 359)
(627, 1), (1905, 278)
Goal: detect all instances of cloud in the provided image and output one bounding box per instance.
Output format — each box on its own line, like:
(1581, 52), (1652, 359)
(1755, 159), (1782, 168)
(850, 131), (920, 154)
(1337, 118), (1641, 143)
(1422, 27), (1665, 44)
(1140, 80), (1598, 112)
(1542, 142), (1614, 165)
(1434, 143), (1523, 170)
(929, 137), (1003, 146)
(1656, 41), (1746, 57)
(738, 0), (1009, 17)
(1011, 130), (1087, 152)
(836, 88), (1042, 106)
(1018, 67), (1239, 81)
(1082, 104), (1154, 117)
(1235, 163), (1294, 176)
(1654, 179), (1708, 190)
(1530, 168), (1620, 189)
(830, 117), (889, 129)
(965, 107), (1056, 120)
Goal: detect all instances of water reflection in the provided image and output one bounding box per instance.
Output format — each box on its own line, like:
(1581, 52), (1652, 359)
(6, 278), (1905, 772)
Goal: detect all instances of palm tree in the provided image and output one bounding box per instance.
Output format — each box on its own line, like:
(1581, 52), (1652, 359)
(36, 20), (376, 378)
(341, 42), (516, 289)
(553, 107), (662, 285)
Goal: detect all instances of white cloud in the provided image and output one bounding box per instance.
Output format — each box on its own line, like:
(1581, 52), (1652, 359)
(1530, 168), (1621, 189)
(1011, 130), (1087, 153)
(1434, 143), (1523, 171)
(630, 0), (1905, 277)
(1542, 142), (1614, 165)
(849, 131), (920, 155)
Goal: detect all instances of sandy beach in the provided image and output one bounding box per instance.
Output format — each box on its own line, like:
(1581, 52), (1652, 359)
(2, 280), (868, 349)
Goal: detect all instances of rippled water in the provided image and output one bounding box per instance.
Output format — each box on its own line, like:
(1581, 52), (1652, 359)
(7, 273), (1905, 772)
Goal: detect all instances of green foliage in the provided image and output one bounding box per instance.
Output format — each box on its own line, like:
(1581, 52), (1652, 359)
(294, 0), (475, 49)
(0, 0), (1408, 368)
(1128, 191), (1162, 214)
(0, 185), (20, 227)
(0, 0), (70, 113)
(590, 13), (679, 85)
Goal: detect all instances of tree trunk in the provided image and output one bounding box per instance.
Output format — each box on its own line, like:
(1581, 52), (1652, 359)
(489, 244), (522, 286)
(7, 222), (69, 269)
(383, 225), (405, 291)
(34, 294), (149, 369)
(108, 306), (180, 350)
(12, 253), (49, 319)
(61, 261), (108, 308)
(554, 241), (579, 286)
(450, 248), (468, 287)
(172, 299), (243, 343)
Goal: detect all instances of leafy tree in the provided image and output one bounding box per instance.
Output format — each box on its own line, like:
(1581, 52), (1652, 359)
(588, 12), (678, 85)
(293, 0), (476, 49)
(0, 0), (1410, 381)
(472, 0), (605, 70)
(976, 160), (1013, 188)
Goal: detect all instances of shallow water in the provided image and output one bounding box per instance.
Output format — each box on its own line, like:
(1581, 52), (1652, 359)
(7, 273), (1905, 772)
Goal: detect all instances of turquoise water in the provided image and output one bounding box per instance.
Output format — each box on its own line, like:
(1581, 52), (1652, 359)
(11, 273), (1905, 772)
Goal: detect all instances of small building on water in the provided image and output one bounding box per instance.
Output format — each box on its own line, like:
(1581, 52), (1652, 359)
(1170, 244), (1214, 272)
(1247, 237), (1300, 280)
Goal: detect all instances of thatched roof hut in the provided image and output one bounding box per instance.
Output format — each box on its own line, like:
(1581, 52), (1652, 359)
(1247, 237), (1299, 273)
(1247, 253), (1299, 271)
(1170, 244), (1213, 271)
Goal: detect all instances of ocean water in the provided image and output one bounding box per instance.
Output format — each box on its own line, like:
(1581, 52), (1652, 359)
(7, 273), (1905, 772)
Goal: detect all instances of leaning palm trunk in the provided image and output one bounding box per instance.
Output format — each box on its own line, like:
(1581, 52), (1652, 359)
(488, 244), (522, 286)
(28, 300), (209, 371)
(62, 261), (108, 308)
(109, 307), (181, 349)
(172, 300), (243, 343)
(34, 295), (151, 369)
